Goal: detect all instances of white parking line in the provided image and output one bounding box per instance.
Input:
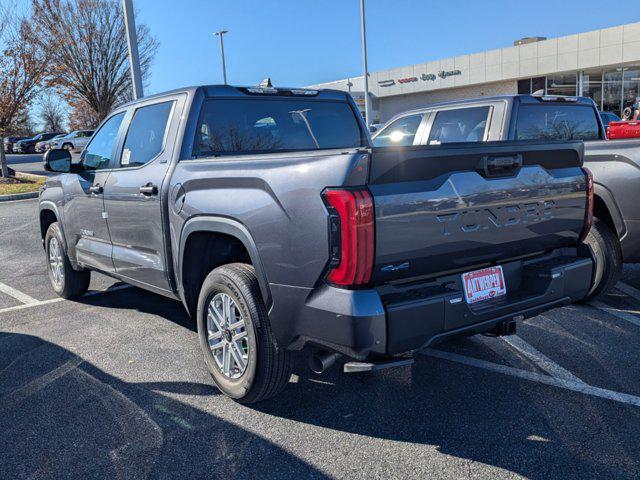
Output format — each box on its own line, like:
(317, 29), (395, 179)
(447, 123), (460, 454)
(0, 284), (132, 315)
(0, 281), (39, 305)
(422, 348), (640, 408)
(615, 281), (640, 303)
(592, 301), (640, 327)
(501, 335), (586, 384)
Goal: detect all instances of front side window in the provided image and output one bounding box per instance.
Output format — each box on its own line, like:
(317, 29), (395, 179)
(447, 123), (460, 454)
(516, 105), (601, 141)
(372, 114), (423, 147)
(82, 112), (126, 170)
(118, 101), (174, 168)
(428, 106), (490, 144)
(193, 98), (363, 156)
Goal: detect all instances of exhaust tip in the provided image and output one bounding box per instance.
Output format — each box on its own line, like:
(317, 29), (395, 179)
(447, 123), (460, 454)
(310, 351), (341, 374)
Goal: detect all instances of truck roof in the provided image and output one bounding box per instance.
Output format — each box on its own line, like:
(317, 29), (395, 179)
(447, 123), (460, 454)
(391, 94), (597, 119)
(118, 84), (351, 109)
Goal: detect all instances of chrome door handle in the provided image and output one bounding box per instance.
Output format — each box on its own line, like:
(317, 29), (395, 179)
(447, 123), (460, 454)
(139, 183), (158, 196)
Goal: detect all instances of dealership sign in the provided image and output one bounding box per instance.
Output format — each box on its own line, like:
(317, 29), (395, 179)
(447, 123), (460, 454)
(378, 69), (462, 87)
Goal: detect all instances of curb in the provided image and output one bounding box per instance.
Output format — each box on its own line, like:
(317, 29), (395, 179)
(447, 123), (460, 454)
(0, 191), (39, 202)
(0, 172), (45, 202)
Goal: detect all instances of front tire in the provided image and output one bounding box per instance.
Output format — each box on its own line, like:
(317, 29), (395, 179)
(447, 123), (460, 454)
(197, 263), (292, 404)
(45, 222), (90, 299)
(582, 218), (622, 302)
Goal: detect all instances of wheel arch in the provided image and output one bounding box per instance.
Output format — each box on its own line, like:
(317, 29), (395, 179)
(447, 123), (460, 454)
(39, 202), (64, 248)
(178, 216), (272, 316)
(593, 183), (625, 240)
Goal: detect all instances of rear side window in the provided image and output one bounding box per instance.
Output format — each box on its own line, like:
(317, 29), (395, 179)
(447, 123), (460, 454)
(428, 106), (490, 145)
(119, 101), (174, 168)
(372, 114), (423, 147)
(516, 104), (601, 141)
(193, 99), (363, 156)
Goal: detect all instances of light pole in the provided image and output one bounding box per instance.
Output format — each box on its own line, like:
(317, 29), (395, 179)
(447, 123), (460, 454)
(214, 30), (229, 84)
(359, 0), (371, 127)
(122, 0), (143, 99)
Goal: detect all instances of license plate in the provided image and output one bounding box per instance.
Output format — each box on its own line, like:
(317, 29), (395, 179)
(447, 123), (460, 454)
(462, 266), (506, 304)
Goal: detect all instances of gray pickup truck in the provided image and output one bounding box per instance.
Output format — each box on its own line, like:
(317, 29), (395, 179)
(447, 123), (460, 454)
(40, 85), (593, 403)
(374, 94), (640, 300)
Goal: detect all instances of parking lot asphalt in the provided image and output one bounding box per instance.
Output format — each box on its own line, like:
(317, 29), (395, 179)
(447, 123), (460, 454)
(2, 198), (640, 479)
(4, 153), (50, 176)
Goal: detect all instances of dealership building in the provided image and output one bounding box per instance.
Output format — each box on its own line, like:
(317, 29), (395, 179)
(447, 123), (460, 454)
(310, 22), (640, 124)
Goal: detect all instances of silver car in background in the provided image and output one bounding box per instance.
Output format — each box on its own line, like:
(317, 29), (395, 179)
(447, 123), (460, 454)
(50, 129), (94, 152)
(36, 133), (67, 153)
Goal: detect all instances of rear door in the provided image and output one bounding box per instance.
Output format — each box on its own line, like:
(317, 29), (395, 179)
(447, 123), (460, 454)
(102, 96), (183, 292)
(369, 141), (587, 284)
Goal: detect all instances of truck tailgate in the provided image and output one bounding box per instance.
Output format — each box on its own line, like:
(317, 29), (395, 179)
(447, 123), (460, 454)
(369, 141), (587, 284)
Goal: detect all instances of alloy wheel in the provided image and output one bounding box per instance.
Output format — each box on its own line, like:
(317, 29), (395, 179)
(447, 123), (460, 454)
(48, 237), (64, 288)
(207, 292), (249, 379)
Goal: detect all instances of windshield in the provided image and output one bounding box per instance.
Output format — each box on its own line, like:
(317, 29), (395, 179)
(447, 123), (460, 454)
(193, 98), (364, 156)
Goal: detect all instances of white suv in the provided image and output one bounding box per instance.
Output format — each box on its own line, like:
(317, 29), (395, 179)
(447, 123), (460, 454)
(50, 130), (94, 152)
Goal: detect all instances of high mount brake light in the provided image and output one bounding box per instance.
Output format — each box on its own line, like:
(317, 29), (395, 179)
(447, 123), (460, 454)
(580, 167), (594, 242)
(322, 188), (374, 287)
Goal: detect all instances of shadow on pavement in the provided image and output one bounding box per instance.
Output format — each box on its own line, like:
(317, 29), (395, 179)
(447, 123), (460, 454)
(13, 286), (640, 479)
(0, 332), (328, 479)
(257, 344), (640, 480)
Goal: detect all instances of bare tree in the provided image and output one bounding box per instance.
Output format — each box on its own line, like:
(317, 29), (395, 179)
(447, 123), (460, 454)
(32, 0), (158, 124)
(0, 4), (48, 177)
(68, 99), (101, 131)
(39, 92), (67, 132)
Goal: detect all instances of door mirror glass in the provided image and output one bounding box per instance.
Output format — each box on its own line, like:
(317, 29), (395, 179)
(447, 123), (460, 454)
(43, 149), (72, 173)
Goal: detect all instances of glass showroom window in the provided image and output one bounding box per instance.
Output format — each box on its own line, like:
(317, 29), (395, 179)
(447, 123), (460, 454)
(581, 69), (603, 110)
(623, 67), (640, 116)
(547, 74), (577, 96)
(603, 69), (623, 115)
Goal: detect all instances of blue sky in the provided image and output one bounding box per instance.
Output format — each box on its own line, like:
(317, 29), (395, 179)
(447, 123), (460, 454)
(133, 0), (640, 95)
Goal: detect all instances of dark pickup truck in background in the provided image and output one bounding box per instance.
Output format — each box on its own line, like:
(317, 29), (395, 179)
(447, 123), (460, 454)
(374, 94), (640, 299)
(39, 85), (593, 403)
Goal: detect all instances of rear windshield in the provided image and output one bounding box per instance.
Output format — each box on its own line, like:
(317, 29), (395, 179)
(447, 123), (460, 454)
(516, 104), (601, 141)
(193, 98), (364, 156)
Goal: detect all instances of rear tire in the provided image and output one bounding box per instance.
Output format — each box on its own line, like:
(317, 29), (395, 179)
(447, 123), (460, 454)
(62, 143), (73, 151)
(45, 222), (90, 299)
(581, 218), (622, 302)
(197, 263), (292, 404)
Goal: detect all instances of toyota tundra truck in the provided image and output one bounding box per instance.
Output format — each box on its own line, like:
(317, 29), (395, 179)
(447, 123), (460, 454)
(39, 85), (594, 403)
(374, 94), (640, 301)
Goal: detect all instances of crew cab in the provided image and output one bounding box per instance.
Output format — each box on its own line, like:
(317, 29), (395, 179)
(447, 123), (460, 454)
(39, 85), (594, 403)
(374, 94), (640, 299)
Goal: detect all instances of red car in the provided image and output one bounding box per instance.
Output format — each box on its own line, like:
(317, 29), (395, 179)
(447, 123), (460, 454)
(608, 103), (640, 139)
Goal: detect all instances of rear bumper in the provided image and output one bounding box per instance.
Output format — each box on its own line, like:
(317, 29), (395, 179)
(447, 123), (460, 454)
(270, 249), (593, 360)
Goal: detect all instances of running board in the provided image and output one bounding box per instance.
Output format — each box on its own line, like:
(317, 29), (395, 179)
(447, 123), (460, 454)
(343, 358), (414, 373)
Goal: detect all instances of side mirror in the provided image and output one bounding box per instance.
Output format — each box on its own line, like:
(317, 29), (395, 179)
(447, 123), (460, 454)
(43, 148), (72, 173)
(369, 125), (378, 133)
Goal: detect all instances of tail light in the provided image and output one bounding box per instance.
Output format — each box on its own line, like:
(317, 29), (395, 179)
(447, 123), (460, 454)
(322, 188), (374, 287)
(580, 167), (594, 242)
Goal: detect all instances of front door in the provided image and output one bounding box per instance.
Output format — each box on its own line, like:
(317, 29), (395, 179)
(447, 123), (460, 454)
(63, 112), (127, 272)
(103, 99), (178, 292)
